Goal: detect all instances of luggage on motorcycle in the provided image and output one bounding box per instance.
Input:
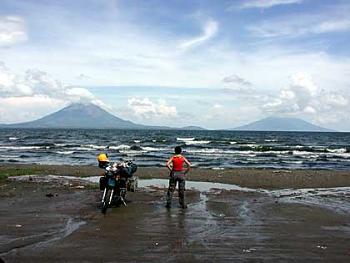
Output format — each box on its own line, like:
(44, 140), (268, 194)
(122, 163), (138, 178)
(129, 163), (137, 174)
(99, 176), (106, 190)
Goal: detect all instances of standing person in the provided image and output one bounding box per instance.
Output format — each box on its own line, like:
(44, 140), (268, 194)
(166, 146), (191, 209)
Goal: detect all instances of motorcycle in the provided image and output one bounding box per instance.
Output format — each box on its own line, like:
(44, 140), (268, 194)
(100, 160), (138, 214)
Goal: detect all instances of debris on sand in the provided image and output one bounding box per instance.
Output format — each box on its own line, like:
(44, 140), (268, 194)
(46, 193), (54, 198)
(317, 244), (327, 250)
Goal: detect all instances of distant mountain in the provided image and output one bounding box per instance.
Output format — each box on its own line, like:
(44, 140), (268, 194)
(5, 103), (149, 129)
(233, 117), (335, 132)
(180, 126), (206, 130)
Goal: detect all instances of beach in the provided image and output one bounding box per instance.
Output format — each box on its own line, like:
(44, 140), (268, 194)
(1, 163), (350, 188)
(1, 164), (350, 262)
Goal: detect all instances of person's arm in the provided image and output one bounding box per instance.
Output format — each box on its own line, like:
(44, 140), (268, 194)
(183, 157), (191, 174)
(166, 157), (173, 172)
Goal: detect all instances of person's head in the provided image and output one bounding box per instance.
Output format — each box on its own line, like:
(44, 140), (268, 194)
(174, 146), (182, 154)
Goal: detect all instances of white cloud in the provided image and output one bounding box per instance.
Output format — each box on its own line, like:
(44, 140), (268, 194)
(0, 96), (65, 123)
(0, 61), (96, 101)
(0, 16), (27, 47)
(0, 62), (104, 123)
(262, 72), (320, 114)
(116, 97), (178, 126)
(65, 87), (95, 102)
(222, 74), (253, 86)
(239, 0), (302, 9)
(248, 4), (350, 38)
(261, 72), (350, 128)
(127, 97), (177, 119)
(179, 19), (218, 50)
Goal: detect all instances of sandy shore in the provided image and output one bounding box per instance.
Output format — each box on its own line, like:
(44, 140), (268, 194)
(1, 163), (350, 189)
(0, 164), (350, 262)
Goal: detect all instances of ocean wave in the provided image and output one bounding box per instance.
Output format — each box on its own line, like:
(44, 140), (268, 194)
(0, 146), (42, 150)
(141, 146), (167, 152)
(292, 151), (319, 157)
(0, 154), (21, 158)
(230, 141), (237, 144)
(8, 137), (19, 141)
(119, 149), (148, 156)
(53, 143), (81, 149)
(108, 144), (131, 150)
(177, 137), (195, 142)
(83, 144), (107, 150)
(134, 140), (141, 143)
(56, 151), (75, 155)
(185, 140), (211, 145)
(187, 148), (231, 154)
(326, 148), (347, 153)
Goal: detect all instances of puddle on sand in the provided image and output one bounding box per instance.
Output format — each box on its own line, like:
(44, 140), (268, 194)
(137, 178), (257, 193)
(269, 187), (350, 213)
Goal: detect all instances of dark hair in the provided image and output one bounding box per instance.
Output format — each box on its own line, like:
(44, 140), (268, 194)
(174, 146), (182, 154)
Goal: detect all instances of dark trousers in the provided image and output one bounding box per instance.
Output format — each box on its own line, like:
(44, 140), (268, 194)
(166, 172), (186, 207)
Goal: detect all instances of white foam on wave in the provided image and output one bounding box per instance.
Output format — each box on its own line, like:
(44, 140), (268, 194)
(185, 140), (211, 145)
(243, 144), (260, 148)
(177, 137), (195, 142)
(109, 144), (131, 150)
(134, 140), (141, 143)
(0, 154), (20, 158)
(74, 147), (95, 151)
(327, 148), (347, 153)
(230, 141), (237, 144)
(0, 146), (42, 150)
(9, 137), (19, 141)
(292, 151), (319, 157)
(119, 149), (147, 156)
(293, 150), (350, 159)
(141, 146), (167, 152)
(187, 148), (230, 154)
(84, 144), (107, 150)
(56, 151), (74, 155)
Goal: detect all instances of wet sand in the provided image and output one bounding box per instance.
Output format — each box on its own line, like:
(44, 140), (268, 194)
(1, 163), (350, 188)
(0, 166), (350, 262)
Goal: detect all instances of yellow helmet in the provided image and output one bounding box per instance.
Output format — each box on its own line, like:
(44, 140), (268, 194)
(97, 153), (109, 162)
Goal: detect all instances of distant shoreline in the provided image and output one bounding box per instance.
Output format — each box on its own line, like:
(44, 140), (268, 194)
(0, 127), (348, 132)
(1, 163), (349, 189)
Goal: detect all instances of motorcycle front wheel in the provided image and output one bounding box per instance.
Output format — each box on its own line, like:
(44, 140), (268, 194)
(101, 188), (114, 214)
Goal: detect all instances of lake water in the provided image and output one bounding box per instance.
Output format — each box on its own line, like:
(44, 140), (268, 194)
(0, 129), (349, 170)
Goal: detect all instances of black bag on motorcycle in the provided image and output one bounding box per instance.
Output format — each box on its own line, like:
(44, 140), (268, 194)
(121, 163), (138, 178)
(99, 176), (107, 190)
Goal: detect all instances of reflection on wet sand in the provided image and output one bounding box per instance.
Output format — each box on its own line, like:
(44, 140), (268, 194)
(1, 175), (350, 261)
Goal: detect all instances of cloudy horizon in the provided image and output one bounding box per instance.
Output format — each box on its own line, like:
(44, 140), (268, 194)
(1, 0), (350, 130)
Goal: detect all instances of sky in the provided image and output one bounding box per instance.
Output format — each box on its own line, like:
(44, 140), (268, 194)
(0, 0), (350, 130)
